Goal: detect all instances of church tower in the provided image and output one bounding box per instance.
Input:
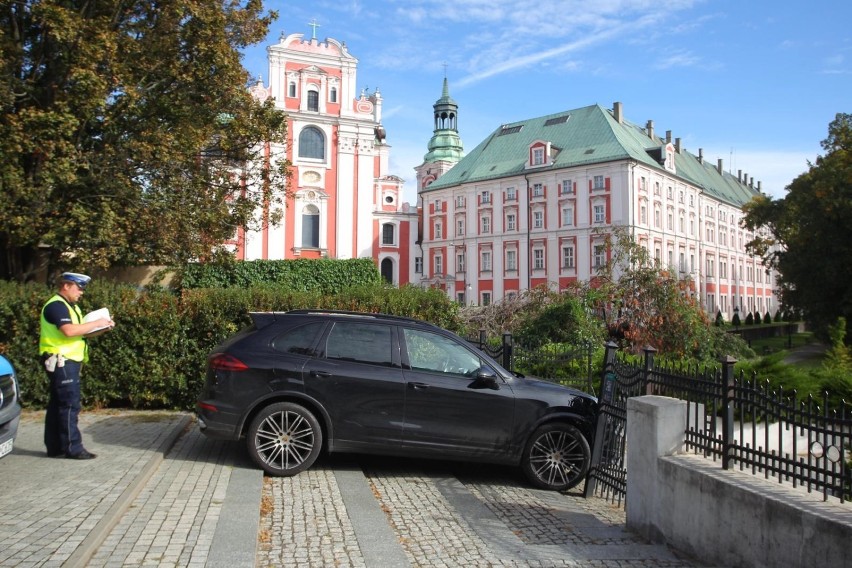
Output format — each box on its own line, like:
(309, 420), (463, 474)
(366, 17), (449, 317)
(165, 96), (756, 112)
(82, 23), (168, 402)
(415, 78), (464, 192)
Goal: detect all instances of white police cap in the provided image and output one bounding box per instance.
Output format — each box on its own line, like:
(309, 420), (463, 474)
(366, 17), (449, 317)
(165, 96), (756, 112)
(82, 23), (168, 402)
(60, 272), (92, 289)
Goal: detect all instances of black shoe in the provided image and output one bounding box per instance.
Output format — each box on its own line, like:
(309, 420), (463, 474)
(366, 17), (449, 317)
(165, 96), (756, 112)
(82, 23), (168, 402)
(47, 451), (65, 458)
(66, 450), (97, 460)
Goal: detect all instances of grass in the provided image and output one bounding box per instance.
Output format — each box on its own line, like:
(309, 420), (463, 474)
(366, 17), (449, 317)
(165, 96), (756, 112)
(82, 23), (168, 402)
(735, 331), (852, 408)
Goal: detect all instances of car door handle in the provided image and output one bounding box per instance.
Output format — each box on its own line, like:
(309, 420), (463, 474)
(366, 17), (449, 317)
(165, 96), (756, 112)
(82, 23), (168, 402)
(409, 382), (430, 389)
(310, 370), (332, 378)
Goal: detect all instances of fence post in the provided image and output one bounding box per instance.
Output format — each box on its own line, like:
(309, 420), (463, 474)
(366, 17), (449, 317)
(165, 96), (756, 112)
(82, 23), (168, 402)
(478, 329), (487, 350)
(643, 345), (657, 395)
(586, 342), (594, 393)
(720, 355), (737, 470)
(584, 341), (620, 498)
(502, 332), (513, 371)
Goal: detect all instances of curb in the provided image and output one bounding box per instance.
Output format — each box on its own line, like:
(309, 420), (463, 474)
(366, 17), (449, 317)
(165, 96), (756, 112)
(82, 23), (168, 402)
(62, 413), (193, 568)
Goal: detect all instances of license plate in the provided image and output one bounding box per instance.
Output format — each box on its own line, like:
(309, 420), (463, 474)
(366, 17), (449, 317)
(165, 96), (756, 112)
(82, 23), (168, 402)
(0, 438), (12, 458)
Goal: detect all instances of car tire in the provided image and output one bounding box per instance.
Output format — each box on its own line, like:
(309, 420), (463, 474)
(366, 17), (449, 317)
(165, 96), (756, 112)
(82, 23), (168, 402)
(247, 402), (322, 476)
(521, 423), (590, 491)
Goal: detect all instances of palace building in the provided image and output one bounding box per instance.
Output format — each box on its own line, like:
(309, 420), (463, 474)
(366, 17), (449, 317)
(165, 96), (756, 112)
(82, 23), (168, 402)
(417, 99), (776, 320)
(232, 30), (418, 286)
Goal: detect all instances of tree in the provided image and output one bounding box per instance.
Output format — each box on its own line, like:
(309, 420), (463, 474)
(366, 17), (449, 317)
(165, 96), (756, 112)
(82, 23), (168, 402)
(590, 227), (720, 360)
(742, 113), (852, 340)
(0, 1), (288, 282)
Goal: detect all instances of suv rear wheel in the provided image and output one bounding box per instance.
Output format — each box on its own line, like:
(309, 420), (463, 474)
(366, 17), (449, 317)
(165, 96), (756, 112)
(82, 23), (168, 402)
(521, 423), (590, 491)
(247, 402), (322, 476)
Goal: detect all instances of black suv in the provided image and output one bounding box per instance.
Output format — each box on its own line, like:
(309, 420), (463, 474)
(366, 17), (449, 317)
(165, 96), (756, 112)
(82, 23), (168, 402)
(196, 310), (598, 490)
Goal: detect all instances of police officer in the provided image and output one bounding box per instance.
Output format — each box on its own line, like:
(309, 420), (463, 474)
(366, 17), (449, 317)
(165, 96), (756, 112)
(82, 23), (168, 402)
(40, 272), (114, 459)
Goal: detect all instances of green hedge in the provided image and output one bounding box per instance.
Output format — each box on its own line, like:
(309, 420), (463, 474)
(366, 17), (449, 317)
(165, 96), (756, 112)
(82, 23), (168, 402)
(177, 258), (383, 290)
(0, 281), (459, 410)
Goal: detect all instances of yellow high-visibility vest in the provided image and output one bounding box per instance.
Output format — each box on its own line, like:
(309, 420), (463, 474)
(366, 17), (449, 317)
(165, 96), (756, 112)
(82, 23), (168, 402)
(39, 294), (88, 362)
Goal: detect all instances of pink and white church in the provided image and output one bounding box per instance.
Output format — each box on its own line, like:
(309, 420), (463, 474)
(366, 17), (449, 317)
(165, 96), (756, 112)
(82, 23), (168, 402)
(229, 29), (419, 287)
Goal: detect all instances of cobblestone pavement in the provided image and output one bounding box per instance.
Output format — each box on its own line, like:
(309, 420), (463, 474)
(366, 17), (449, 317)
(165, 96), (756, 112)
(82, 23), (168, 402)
(259, 455), (711, 568)
(3, 410), (712, 568)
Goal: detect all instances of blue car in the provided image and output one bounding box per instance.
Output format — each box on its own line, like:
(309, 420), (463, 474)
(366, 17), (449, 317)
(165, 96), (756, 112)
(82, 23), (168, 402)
(0, 355), (21, 459)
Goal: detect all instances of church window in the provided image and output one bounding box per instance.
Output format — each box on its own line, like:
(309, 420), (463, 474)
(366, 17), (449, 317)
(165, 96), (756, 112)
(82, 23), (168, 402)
(382, 223), (395, 246)
(307, 90), (319, 111)
(298, 127), (325, 160)
(329, 87), (338, 103)
(301, 204), (320, 248)
(288, 82), (296, 97)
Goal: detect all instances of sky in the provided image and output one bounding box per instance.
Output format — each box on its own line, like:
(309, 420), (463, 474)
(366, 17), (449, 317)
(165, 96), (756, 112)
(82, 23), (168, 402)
(240, 1), (850, 204)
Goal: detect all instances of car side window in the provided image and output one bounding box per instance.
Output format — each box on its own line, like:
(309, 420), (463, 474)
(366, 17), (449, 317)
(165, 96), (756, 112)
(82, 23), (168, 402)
(324, 322), (394, 367)
(402, 328), (481, 377)
(270, 322), (325, 356)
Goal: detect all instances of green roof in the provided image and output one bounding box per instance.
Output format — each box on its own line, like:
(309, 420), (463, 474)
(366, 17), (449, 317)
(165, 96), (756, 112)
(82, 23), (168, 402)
(424, 103), (761, 207)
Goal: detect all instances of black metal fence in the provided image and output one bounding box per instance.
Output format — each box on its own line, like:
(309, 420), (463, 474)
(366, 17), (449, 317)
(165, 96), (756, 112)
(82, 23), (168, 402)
(586, 342), (852, 505)
(463, 330), (596, 393)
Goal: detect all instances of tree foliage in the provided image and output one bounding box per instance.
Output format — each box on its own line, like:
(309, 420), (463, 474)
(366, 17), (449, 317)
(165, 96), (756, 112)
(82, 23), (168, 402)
(742, 113), (852, 340)
(0, 0), (288, 282)
(589, 227), (728, 360)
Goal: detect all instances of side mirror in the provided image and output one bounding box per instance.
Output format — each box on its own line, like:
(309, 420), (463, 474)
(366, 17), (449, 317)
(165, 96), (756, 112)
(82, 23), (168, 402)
(470, 367), (500, 390)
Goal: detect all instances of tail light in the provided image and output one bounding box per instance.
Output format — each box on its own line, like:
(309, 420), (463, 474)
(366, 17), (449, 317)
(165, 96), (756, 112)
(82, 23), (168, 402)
(209, 353), (249, 372)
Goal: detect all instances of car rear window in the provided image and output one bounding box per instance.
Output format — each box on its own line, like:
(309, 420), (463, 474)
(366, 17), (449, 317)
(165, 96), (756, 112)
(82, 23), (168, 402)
(271, 322), (325, 356)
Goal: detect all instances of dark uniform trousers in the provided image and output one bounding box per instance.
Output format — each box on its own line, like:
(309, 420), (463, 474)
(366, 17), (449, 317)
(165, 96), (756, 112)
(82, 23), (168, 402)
(43, 358), (84, 456)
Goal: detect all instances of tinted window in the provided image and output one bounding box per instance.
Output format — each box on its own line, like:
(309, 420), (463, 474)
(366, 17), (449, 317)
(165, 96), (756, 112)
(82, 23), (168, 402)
(271, 322), (325, 356)
(325, 322), (394, 367)
(403, 328), (481, 377)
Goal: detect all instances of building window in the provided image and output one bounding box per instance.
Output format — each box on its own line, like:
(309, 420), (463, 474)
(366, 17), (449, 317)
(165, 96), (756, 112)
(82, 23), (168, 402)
(593, 244), (606, 267)
(532, 183), (544, 197)
(593, 175), (605, 190)
(382, 223), (395, 246)
(667, 212), (673, 230)
(679, 190), (684, 204)
(667, 186), (673, 200)
(533, 211), (544, 228)
(561, 206), (573, 226)
(562, 246), (575, 269)
(288, 82), (296, 97)
(654, 208), (661, 228)
(481, 250), (492, 272)
(705, 257), (714, 277)
(456, 219), (464, 236)
(455, 196), (465, 208)
(435, 222), (443, 239)
(593, 204), (605, 223)
(640, 205), (647, 225)
(307, 90), (319, 111)
(302, 204), (320, 248)
(481, 292), (491, 306)
(456, 253), (465, 273)
(329, 87), (337, 103)
(561, 179), (573, 195)
(434, 255), (443, 275)
(298, 126), (325, 159)
(532, 147), (545, 165)
(506, 250), (517, 271)
(533, 249), (545, 270)
(415, 257), (423, 274)
(506, 213), (516, 231)
(481, 191), (490, 204)
(481, 216), (491, 233)
(434, 198), (442, 211)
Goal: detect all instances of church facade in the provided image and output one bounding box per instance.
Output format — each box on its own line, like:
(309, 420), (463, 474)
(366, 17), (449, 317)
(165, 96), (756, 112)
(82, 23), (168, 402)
(231, 31), (418, 286)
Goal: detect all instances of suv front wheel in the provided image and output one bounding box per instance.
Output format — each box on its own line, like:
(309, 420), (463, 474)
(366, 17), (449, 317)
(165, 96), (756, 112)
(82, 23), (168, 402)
(521, 423), (590, 491)
(247, 402), (322, 476)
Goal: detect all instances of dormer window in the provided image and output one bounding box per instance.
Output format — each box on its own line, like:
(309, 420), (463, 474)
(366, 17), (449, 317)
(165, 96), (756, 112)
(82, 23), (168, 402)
(532, 147), (545, 166)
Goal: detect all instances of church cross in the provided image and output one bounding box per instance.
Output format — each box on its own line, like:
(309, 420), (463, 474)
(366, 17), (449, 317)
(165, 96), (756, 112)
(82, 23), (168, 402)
(308, 19), (320, 40)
